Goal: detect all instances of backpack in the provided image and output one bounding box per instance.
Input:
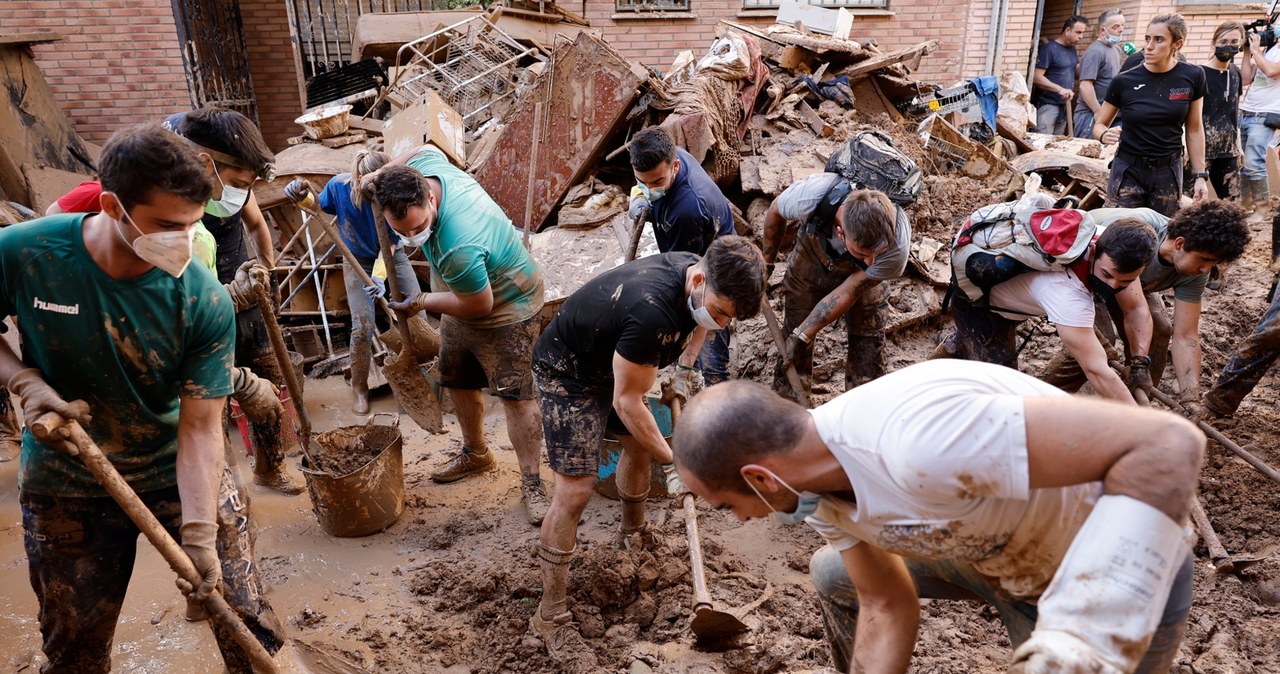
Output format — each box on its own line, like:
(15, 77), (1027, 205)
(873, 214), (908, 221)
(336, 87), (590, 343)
(825, 131), (922, 206)
(949, 187), (1097, 308)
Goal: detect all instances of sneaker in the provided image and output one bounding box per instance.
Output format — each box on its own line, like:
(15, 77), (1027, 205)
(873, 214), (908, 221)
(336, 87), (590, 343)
(530, 611), (597, 668)
(430, 446), (496, 483)
(253, 469), (305, 495)
(521, 475), (550, 525)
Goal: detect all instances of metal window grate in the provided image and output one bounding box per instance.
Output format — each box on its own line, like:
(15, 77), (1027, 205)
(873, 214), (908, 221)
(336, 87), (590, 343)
(616, 0), (692, 11)
(743, 0), (887, 8)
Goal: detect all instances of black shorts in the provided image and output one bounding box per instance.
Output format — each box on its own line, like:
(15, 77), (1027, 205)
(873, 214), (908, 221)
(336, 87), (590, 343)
(437, 315), (539, 400)
(534, 373), (632, 478)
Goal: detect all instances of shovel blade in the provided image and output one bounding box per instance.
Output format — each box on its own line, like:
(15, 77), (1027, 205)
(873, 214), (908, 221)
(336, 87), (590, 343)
(691, 605), (750, 644)
(275, 640), (373, 674)
(382, 351), (444, 433)
(377, 314), (439, 362)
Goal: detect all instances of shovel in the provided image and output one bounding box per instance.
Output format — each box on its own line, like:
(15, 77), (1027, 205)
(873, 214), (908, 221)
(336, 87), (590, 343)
(254, 284), (318, 469)
(32, 413), (281, 673)
(625, 205), (648, 262)
(760, 296), (812, 409)
(372, 208), (445, 434)
(669, 400), (753, 645)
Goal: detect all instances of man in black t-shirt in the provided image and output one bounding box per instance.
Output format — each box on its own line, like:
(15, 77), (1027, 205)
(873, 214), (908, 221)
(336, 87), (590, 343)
(1033, 16), (1089, 135)
(528, 236), (766, 664)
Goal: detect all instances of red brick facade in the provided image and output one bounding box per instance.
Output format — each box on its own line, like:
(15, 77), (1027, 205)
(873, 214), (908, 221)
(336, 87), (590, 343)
(240, 1), (305, 150)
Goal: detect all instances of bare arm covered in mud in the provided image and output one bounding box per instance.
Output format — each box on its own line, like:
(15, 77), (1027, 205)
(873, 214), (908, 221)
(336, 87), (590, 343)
(612, 354), (672, 464)
(1115, 280), (1152, 359)
(1170, 299), (1203, 399)
(240, 192), (276, 267)
(761, 200), (789, 266)
(839, 544), (919, 674)
(1057, 324), (1136, 404)
(411, 284), (495, 319)
(176, 395), (225, 524)
(1023, 395), (1203, 522)
(796, 271), (879, 342)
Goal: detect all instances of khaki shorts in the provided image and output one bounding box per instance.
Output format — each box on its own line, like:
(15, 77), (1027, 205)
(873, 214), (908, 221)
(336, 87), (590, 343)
(437, 315), (539, 400)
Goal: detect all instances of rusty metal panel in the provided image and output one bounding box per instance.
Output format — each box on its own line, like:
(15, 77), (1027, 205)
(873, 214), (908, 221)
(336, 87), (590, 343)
(171, 0), (257, 122)
(470, 32), (646, 233)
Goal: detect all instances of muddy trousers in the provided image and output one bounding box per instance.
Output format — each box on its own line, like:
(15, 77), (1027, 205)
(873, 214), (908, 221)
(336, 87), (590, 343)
(343, 251), (421, 395)
(21, 474), (285, 674)
(942, 292), (1020, 368)
(809, 545), (1193, 673)
(775, 243), (887, 398)
(1040, 292), (1169, 392)
(0, 385), (19, 447)
(1107, 150), (1183, 218)
(1205, 288), (1280, 415)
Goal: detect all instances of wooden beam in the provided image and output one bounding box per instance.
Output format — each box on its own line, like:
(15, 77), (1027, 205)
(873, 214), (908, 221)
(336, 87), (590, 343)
(837, 40), (939, 79)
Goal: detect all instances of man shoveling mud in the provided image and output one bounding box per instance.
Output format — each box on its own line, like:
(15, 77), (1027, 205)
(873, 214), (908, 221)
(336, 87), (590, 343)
(673, 359), (1202, 674)
(0, 125), (284, 672)
(528, 236), (766, 665)
(367, 147), (549, 523)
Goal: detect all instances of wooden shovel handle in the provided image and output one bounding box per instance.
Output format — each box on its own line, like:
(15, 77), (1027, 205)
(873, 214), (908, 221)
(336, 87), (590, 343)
(31, 413), (280, 673)
(254, 284), (316, 467)
(760, 295), (812, 408)
(300, 205), (400, 326)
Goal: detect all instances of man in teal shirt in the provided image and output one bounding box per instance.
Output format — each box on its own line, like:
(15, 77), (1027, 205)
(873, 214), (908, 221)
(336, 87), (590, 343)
(369, 146), (549, 525)
(0, 125), (277, 672)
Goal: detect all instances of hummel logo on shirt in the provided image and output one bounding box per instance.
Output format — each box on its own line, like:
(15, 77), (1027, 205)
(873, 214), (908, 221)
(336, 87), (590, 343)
(33, 297), (79, 315)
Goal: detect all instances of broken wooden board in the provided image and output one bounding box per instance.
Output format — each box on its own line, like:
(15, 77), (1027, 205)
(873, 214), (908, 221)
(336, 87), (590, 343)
(0, 39), (94, 208)
(286, 131), (369, 149)
(1009, 150), (1109, 187)
(383, 90), (466, 168)
(346, 116), (387, 136)
(848, 76), (905, 125)
(253, 143), (369, 210)
(996, 118), (1035, 155)
(470, 32), (646, 233)
(837, 40), (939, 80)
(22, 165), (92, 214)
(798, 100), (833, 137)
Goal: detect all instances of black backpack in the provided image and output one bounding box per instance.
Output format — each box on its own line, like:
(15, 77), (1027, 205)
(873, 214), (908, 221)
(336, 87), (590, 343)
(824, 131), (922, 206)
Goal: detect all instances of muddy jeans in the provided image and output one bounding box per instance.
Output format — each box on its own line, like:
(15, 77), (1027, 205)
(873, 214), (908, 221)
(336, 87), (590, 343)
(695, 327), (731, 385)
(343, 250), (421, 388)
(775, 237), (887, 398)
(1107, 150), (1183, 218)
(1035, 103), (1067, 136)
(1040, 291), (1169, 392)
(809, 545), (1193, 673)
(1239, 113), (1275, 182)
(941, 291), (1020, 368)
(1205, 288), (1280, 415)
(21, 471), (285, 674)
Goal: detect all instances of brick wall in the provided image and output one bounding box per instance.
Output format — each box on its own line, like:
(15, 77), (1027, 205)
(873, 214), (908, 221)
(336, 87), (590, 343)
(240, 1), (305, 151)
(0, 0), (191, 145)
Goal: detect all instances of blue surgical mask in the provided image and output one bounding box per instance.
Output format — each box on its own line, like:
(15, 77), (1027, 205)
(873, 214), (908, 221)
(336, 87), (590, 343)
(687, 283), (723, 331)
(1106, 33), (1122, 45)
(639, 184), (667, 202)
(744, 467), (823, 525)
(205, 170), (250, 218)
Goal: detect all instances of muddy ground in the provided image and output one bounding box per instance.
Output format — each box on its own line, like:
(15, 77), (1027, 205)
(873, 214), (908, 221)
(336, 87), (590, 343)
(2, 207), (1279, 672)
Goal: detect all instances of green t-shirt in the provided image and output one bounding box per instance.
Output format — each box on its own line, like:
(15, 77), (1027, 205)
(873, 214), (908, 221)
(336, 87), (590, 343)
(406, 147), (544, 327)
(1089, 208), (1207, 303)
(0, 214), (235, 497)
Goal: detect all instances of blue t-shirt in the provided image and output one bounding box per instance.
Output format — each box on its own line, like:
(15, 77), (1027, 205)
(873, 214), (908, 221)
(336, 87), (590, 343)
(649, 147), (736, 255)
(318, 173), (397, 261)
(1034, 41), (1079, 106)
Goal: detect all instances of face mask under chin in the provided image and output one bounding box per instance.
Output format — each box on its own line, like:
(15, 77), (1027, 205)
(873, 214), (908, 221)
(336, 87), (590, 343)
(204, 170), (250, 218)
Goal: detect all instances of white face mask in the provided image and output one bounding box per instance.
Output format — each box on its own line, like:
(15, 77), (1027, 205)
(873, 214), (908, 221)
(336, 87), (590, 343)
(687, 283), (724, 331)
(117, 208), (195, 277)
(398, 225), (432, 248)
(205, 169), (250, 218)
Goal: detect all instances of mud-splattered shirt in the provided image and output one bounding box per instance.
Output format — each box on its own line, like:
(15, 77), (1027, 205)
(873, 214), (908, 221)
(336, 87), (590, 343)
(804, 359), (1100, 601)
(1089, 207), (1207, 303)
(0, 214), (235, 497)
(533, 253), (698, 395)
(406, 147), (545, 328)
(1200, 64), (1241, 159)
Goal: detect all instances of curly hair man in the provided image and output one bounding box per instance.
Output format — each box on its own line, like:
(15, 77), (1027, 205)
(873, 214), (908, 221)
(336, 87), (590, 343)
(1042, 201), (1249, 414)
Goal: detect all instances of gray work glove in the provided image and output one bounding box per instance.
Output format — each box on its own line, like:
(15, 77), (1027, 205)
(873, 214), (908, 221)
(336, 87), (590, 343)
(660, 366), (704, 408)
(629, 197), (649, 221)
(387, 292), (424, 314)
(225, 260), (271, 312)
(232, 367), (281, 424)
(364, 277), (386, 301)
(283, 178), (311, 204)
(177, 520), (222, 602)
(783, 334), (805, 370)
(1126, 355), (1153, 395)
(662, 462), (688, 497)
(7, 368), (91, 452)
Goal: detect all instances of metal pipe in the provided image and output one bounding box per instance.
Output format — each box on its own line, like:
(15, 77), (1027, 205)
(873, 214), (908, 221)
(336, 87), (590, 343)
(281, 244), (338, 307)
(304, 224), (335, 355)
(1026, 0), (1047, 86)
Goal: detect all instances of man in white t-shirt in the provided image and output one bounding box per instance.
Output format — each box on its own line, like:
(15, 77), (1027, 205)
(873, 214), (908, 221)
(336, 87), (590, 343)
(672, 360), (1202, 674)
(1238, 30), (1280, 210)
(937, 218), (1158, 404)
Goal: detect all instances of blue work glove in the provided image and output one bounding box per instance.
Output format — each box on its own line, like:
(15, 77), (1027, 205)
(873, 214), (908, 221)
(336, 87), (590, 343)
(629, 196), (649, 220)
(364, 277), (386, 301)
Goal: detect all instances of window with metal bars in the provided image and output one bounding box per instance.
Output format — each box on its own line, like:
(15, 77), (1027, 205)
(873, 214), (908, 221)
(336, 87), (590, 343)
(616, 0), (692, 11)
(742, 0), (887, 9)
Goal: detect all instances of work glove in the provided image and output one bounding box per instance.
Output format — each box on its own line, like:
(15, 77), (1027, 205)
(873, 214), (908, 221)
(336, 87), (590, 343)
(629, 196), (650, 221)
(1126, 354), (1153, 395)
(783, 333), (806, 370)
(660, 365), (704, 408)
(177, 520), (222, 602)
(387, 292), (424, 314)
(283, 178), (311, 204)
(225, 260), (271, 312)
(364, 276), (386, 301)
(7, 368), (91, 453)
(1009, 631), (1123, 674)
(662, 462), (689, 498)
(1178, 390), (1205, 421)
(231, 367), (282, 424)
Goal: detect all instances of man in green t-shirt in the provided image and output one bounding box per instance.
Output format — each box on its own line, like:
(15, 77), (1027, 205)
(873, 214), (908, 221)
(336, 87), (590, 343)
(368, 147), (549, 525)
(1042, 201), (1249, 413)
(0, 125), (280, 672)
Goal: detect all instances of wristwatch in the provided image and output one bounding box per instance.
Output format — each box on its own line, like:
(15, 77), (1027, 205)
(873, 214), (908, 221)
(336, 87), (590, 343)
(1194, 171), (1210, 180)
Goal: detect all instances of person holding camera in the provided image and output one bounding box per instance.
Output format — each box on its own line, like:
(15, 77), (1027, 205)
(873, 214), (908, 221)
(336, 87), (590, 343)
(1093, 13), (1208, 217)
(1239, 18), (1280, 211)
